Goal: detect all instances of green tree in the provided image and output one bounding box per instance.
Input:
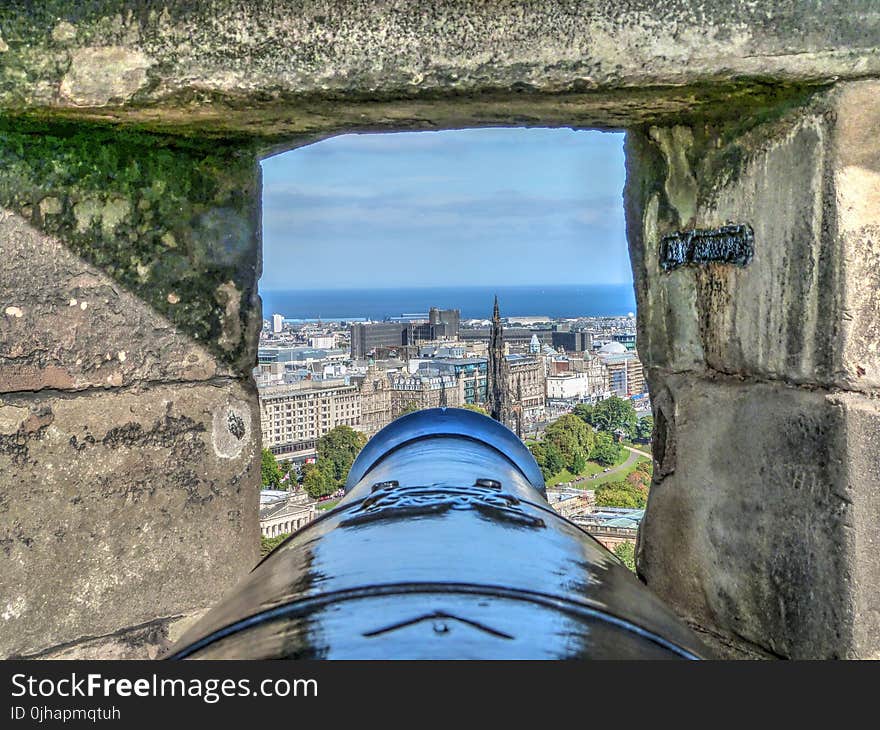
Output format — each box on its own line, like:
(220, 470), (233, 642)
(572, 402), (593, 425)
(317, 425), (368, 487)
(590, 396), (638, 437)
(261, 448), (283, 489)
(635, 415), (654, 442)
(614, 542), (636, 572)
(596, 476), (649, 509)
(591, 432), (623, 466)
(528, 440), (547, 477)
(572, 451), (587, 475)
(544, 414), (595, 471)
(260, 533), (288, 557)
(595, 487), (638, 508)
(544, 442), (566, 477)
(302, 462), (335, 499)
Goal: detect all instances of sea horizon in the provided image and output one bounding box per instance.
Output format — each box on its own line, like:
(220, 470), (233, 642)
(259, 283), (637, 321)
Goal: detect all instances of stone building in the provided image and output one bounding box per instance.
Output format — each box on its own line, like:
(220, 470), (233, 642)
(260, 492), (316, 538)
(353, 361), (393, 438)
(506, 354), (545, 425)
(388, 372), (465, 418)
(596, 342), (646, 397)
(259, 379), (361, 461)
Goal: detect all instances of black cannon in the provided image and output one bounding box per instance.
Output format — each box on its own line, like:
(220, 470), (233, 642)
(168, 408), (706, 659)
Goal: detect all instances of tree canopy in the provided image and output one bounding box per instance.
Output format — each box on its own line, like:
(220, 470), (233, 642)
(543, 414), (596, 473)
(613, 542), (636, 572)
(316, 425), (368, 487)
(594, 470), (650, 509)
(635, 415), (654, 442)
(588, 396), (638, 437)
(590, 432), (623, 466)
(301, 461), (336, 499)
(261, 448), (283, 489)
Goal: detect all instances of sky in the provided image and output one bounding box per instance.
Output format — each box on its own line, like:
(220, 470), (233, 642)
(260, 127), (629, 290)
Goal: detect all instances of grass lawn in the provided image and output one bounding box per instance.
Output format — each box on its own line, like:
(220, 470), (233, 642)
(583, 454), (650, 489)
(547, 447), (633, 487)
(316, 499), (340, 511)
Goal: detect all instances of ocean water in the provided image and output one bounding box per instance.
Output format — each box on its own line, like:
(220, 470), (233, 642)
(259, 284), (636, 321)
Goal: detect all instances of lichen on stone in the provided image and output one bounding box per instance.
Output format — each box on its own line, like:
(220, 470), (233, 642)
(0, 117), (260, 371)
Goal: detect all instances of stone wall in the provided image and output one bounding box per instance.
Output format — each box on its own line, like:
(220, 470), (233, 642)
(0, 1), (878, 658)
(0, 123), (262, 658)
(627, 81), (880, 659)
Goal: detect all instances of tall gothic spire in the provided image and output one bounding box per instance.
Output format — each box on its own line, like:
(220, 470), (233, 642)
(488, 295), (509, 426)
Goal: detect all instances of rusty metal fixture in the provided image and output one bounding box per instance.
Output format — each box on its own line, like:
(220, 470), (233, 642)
(168, 408), (707, 659)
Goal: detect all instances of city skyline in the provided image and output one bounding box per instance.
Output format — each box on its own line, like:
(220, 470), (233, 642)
(260, 127), (629, 290)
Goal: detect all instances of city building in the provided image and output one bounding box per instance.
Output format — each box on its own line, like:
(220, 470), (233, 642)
(551, 329), (593, 353)
(506, 354), (545, 424)
(415, 358), (488, 405)
(596, 342), (646, 397)
(309, 334), (335, 349)
(349, 322), (409, 359)
(259, 379), (361, 462)
(574, 508), (643, 552)
(271, 313), (284, 333)
(388, 372), (465, 417)
(612, 332), (637, 351)
(429, 307), (461, 339)
(353, 361), (393, 437)
(259, 491), (316, 538)
(545, 353), (610, 403)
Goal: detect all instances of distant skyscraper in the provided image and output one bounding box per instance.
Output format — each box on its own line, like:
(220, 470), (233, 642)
(271, 313), (284, 333)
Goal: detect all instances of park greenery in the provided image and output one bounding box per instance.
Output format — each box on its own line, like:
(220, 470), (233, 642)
(260, 533), (287, 557)
(260, 425), (367, 500)
(527, 396), (655, 509)
(261, 448), (283, 489)
(594, 460), (652, 509)
(613, 542), (636, 572)
(302, 425), (368, 499)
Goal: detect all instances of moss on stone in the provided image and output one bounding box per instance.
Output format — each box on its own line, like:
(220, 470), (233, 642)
(0, 117), (260, 370)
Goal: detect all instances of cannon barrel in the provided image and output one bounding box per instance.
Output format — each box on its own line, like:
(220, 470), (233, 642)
(168, 408), (706, 659)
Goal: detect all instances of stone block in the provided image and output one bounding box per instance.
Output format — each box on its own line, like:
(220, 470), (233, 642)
(0, 381), (259, 658)
(639, 374), (880, 659)
(0, 210), (230, 392)
(627, 82), (880, 391)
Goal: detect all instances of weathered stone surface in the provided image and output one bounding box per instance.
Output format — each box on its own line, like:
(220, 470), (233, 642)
(1, 2), (878, 136)
(0, 209), (232, 392)
(636, 374), (878, 659)
(627, 82), (880, 391)
(627, 79), (880, 659)
(831, 82), (880, 394)
(0, 382), (259, 658)
(840, 392), (880, 659)
(28, 611), (206, 660)
(0, 121), (262, 373)
(60, 46), (152, 107)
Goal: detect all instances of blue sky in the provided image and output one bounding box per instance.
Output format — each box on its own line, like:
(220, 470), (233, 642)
(260, 128), (628, 290)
